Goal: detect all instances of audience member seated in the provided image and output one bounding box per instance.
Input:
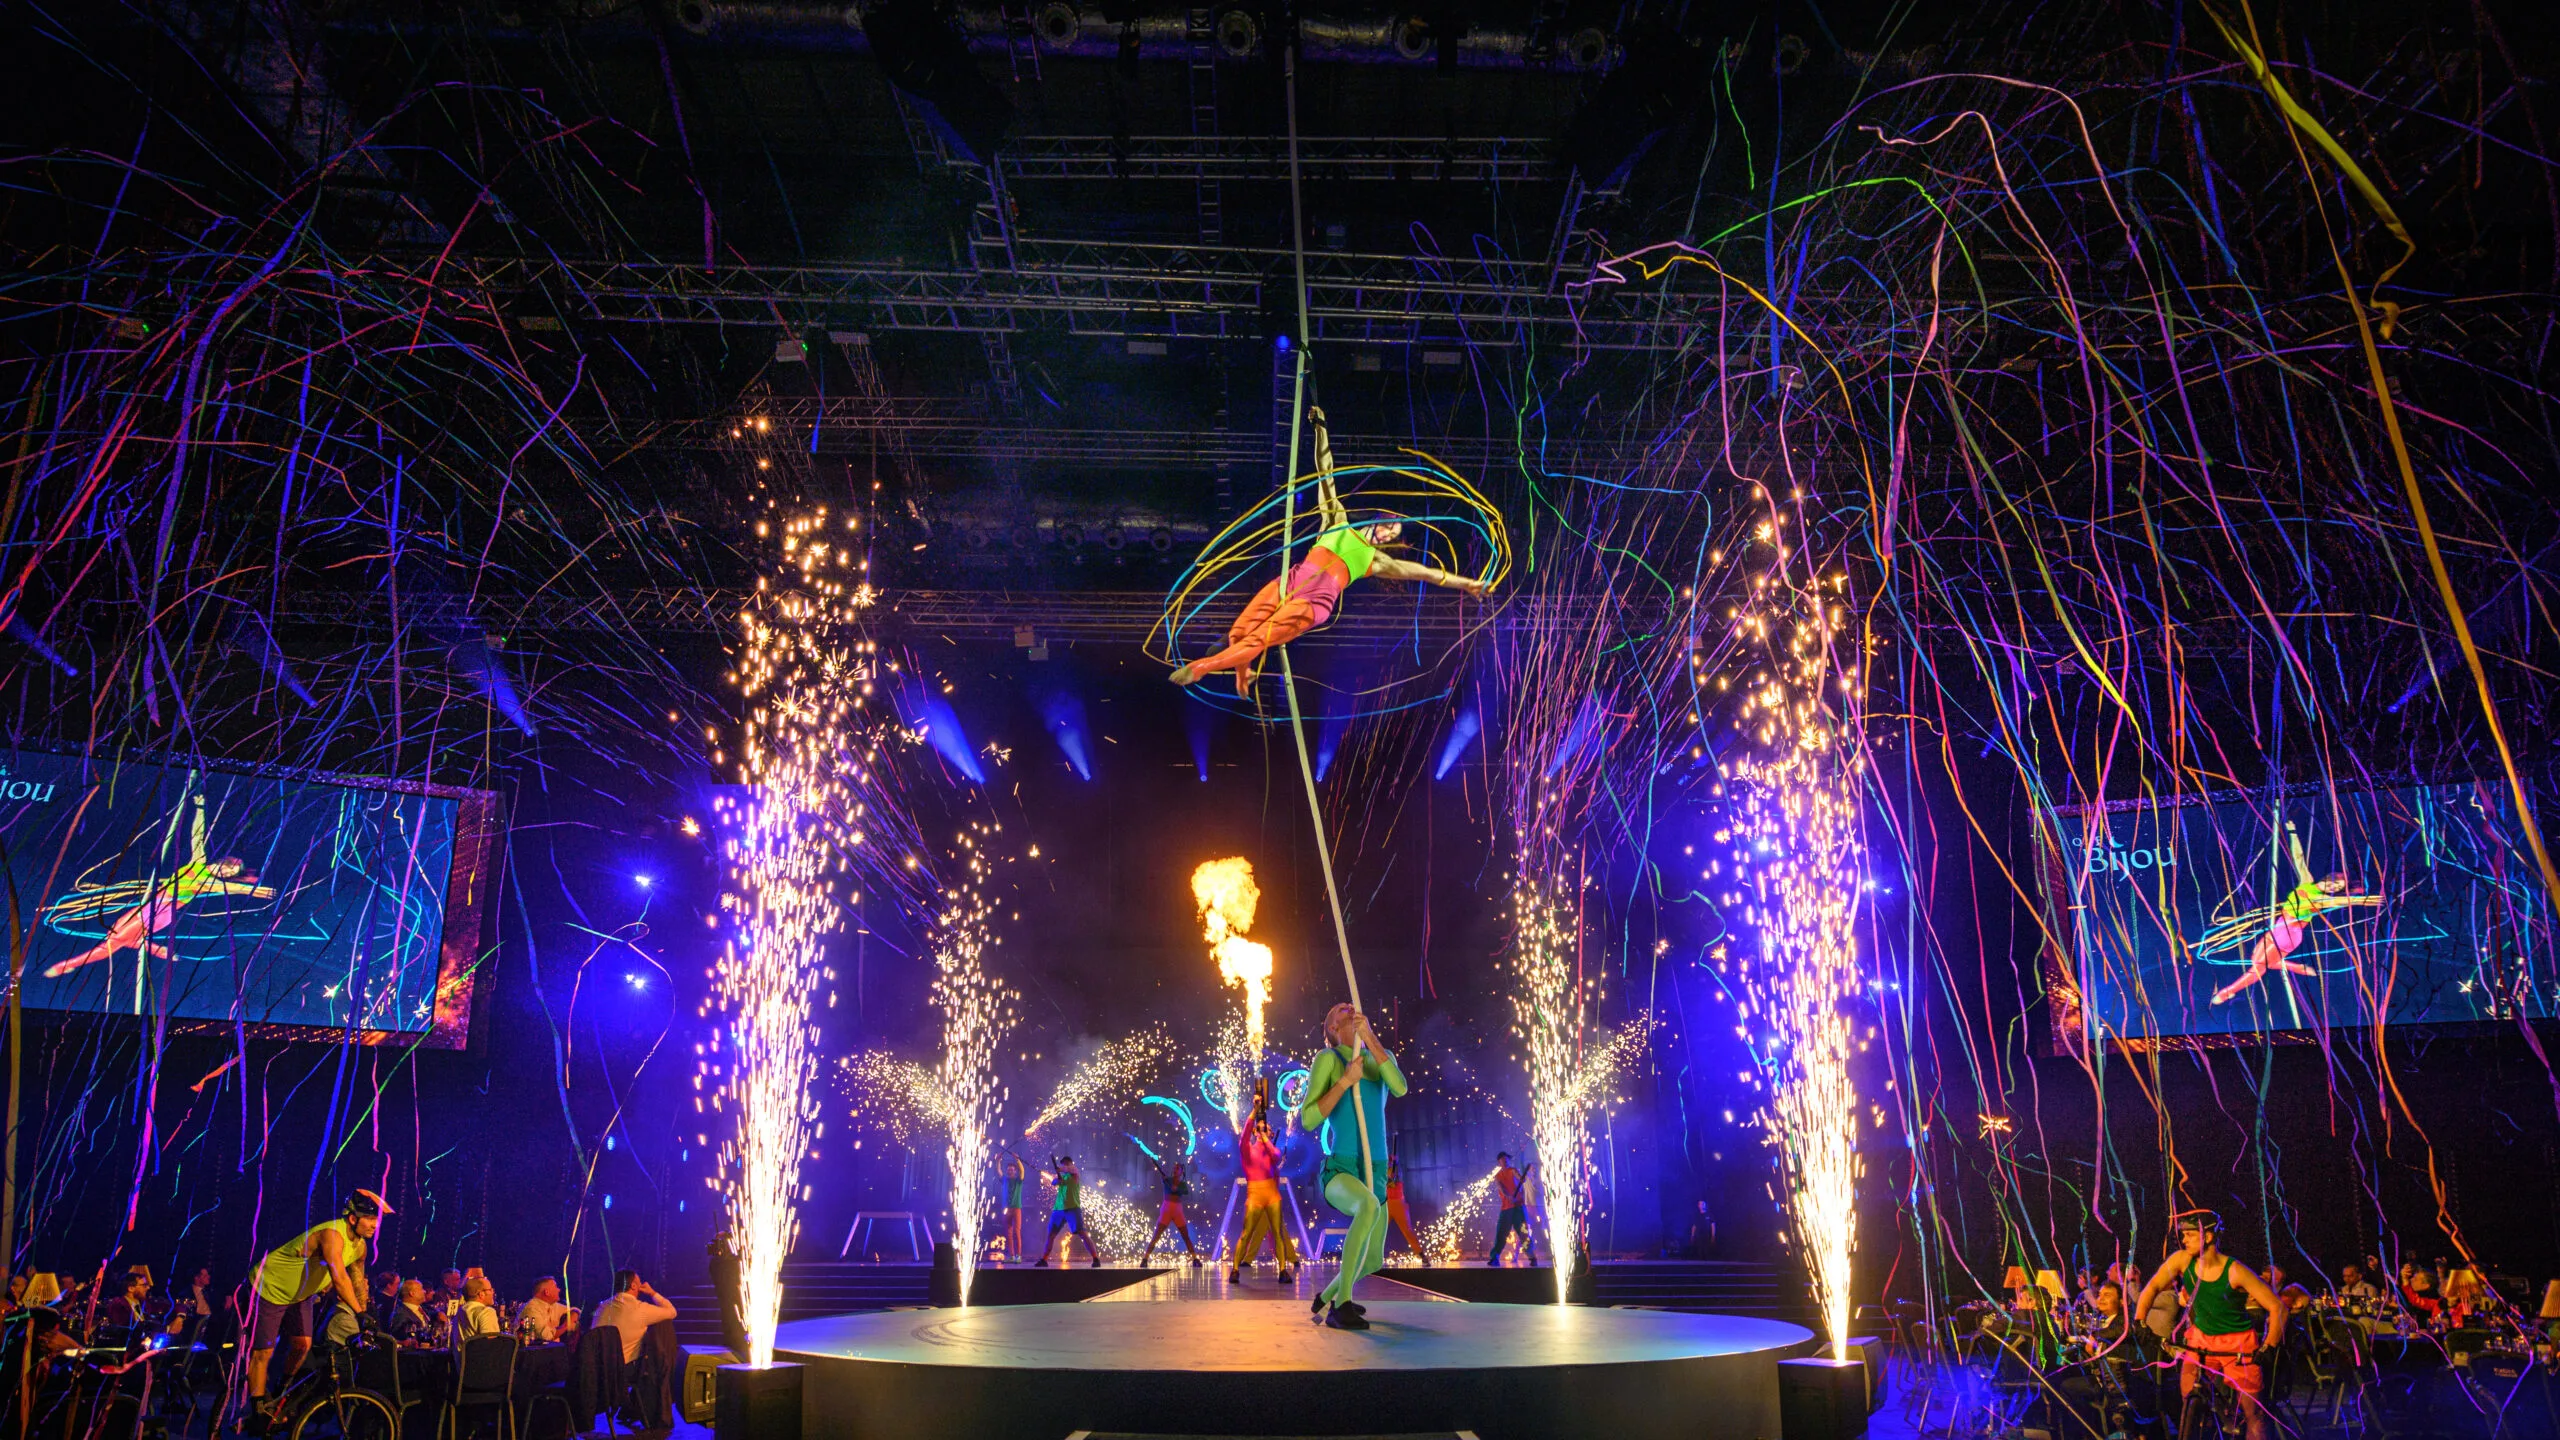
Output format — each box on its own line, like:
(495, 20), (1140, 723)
(518, 1277), (579, 1344)
(369, 1272), (401, 1318)
(95, 1270), (148, 1334)
(448, 1277), (501, 1345)
(438, 1269), (466, 1307)
(2404, 1266), (2445, 1323)
(591, 1271), (676, 1366)
(385, 1280), (439, 1346)
(2336, 1262), (2382, 1302)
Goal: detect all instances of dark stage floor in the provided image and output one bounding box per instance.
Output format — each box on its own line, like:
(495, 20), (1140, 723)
(773, 1294), (1812, 1440)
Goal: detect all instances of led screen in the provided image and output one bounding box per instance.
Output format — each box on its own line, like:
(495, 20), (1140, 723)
(0, 750), (497, 1047)
(2043, 781), (2552, 1049)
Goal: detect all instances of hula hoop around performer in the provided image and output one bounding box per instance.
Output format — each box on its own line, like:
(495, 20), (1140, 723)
(1299, 1002), (1405, 1331)
(1170, 406), (1490, 695)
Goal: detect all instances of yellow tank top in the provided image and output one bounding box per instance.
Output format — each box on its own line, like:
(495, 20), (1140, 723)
(255, 1218), (366, 1306)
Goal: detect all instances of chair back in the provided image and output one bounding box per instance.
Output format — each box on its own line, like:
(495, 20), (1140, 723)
(454, 1335), (520, 1406)
(352, 1335), (404, 1408)
(568, 1325), (626, 1427)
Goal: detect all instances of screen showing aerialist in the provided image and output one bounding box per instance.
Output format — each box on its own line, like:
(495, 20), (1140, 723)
(2048, 782), (2552, 1046)
(0, 750), (496, 1047)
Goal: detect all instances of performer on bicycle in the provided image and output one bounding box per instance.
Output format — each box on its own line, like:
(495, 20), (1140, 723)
(2132, 1209), (2288, 1440)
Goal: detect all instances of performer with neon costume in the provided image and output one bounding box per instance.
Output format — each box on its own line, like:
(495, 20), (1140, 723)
(1229, 1109), (1297, 1284)
(43, 792), (276, 979)
(1170, 407), (1488, 695)
(1299, 1003), (1404, 1330)
(2203, 824), (2381, 1006)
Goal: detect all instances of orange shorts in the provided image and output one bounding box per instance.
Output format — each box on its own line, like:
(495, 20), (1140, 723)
(2180, 1325), (2264, 1397)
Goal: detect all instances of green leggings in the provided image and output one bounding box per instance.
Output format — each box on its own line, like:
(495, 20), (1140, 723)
(1322, 1171), (1388, 1307)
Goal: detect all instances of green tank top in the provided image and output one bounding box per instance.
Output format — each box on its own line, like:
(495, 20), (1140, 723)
(255, 1218), (367, 1306)
(1314, 525), (1380, 582)
(1052, 1173), (1080, 1211)
(2279, 881), (2326, 923)
(2183, 1257), (2257, 1336)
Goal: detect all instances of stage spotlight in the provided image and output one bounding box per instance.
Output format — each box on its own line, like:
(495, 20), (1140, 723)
(1545, 693), (1605, 777)
(627, 973), (650, 991)
(1433, 708), (1481, 779)
(863, 0), (1015, 165)
(1315, 703), (1350, 781)
(1561, 26), (1711, 187)
(905, 685), (988, 784)
(1033, 683), (1093, 781)
(1184, 699), (1217, 782)
(635, 874), (655, 889)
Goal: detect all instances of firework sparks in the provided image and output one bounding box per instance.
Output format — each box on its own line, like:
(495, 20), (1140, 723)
(1506, 869), (1592, 1302)
(707, 508), (874, 1367)
(935, 822), (1020, 1306)
(1023, 1026), (1176, 1137)
(1722, 496), (1866, 1362)
(1411, 1171), (1500, 1265)
(1192, 857), (1273, 1130)
(838, 1050), (951, 1146)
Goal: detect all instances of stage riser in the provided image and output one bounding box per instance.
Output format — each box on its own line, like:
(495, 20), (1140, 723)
(775, 1304), (1811, 1440)
(793, 1351), (1784, 1440)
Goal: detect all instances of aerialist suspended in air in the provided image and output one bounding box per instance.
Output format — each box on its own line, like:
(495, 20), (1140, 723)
(1171, 406), (1490, 695)
(2204, 822), (2382, 1006)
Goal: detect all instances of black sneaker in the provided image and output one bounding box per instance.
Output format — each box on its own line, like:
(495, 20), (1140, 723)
(1325, 1304), (1370, 1331)
(1228, 1269), (1242, 1284)
(1338, 1299), (1367, 1319)
(1310, 1295), (1327, 1320)
(1033, 1259), (1048, 1268)
(1278, 1268), (1295, 1282)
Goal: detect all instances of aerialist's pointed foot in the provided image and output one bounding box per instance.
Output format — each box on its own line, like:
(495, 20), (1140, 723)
(1324, 1304), (1369, 1331)
(1169, 665), (1199, 686)
(44, 952), (101, 979)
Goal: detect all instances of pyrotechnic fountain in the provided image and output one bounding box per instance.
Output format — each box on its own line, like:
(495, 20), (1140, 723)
(1191, 857), (1273, 1130)
(707, 508), (873, 1368)
(933, 822), (1020, 1307)
(1720, 492), (1867, 1363)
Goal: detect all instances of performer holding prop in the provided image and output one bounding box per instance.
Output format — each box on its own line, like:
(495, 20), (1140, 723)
(1299, 1003), (1405, 1330)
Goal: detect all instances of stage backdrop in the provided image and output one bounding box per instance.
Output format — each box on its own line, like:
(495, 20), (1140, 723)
(0, 750), (498, 1047)
(2039, 780), (2552, 1051)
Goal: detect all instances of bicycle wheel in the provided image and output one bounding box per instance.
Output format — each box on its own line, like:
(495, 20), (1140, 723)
(287, 1388), (400, 1440)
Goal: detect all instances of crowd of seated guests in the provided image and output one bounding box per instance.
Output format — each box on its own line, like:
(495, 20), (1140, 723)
(0, 1255), (650, 1359)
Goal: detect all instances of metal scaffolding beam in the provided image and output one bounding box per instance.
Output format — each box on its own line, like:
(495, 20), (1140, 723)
(444, 239), (1737, 350)
(997, 134), (1564, 183)
(672, 396), (1654, 474)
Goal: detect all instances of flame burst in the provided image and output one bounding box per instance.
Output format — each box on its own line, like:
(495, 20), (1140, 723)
(707, 508), (872, 1367)
(1722, 500), (1866, 1362)
(934, 822), (1020, 1307)
(1191, 857), (1273, 1129)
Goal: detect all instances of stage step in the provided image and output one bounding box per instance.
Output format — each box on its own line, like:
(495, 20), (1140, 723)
(1588, 1261), (1809, 1319)
(659, 1262), (934, 1344)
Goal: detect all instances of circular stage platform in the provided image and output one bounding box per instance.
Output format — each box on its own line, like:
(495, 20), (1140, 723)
(774, 1301), (1815, 1440)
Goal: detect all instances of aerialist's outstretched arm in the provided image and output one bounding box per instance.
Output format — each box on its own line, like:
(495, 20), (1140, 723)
(1308, 406), (1349, 533)
(1369, 551), (1490, 594)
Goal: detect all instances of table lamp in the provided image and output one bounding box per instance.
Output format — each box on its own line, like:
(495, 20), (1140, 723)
(2002, 1265), (2029, 1293)
(2036, 1269), (2068, 1301)
(2538, 1280), (2560, 1322)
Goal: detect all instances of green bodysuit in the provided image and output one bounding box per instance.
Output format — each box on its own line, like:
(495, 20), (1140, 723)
(1300, 1042), (1407, 1310)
